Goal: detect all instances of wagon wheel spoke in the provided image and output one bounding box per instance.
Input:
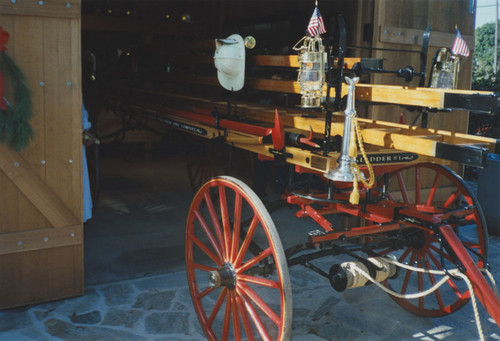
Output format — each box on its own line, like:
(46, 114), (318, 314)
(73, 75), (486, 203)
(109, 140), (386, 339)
(426, 172), (441, 206)
(194, 210), (224, 261)
(417, 257), (424, 309)
(238, 274), (281, 289)
(208, 288), (228, 326)
(426, 248), (468, 300)
(189, 234), (223, 267)
(231, 291), (242, 340)
(399, 251), (417, 295)
(428, 244), (455, 264)
(219, 185), (232, 261)
(238, 282), (281, 326)
(237, 247), (273, 274)
(230, 192), (242, 262)
(234, 215), (260, 267)
(398, 247), (412, 264)
(199, 286), (216, 300)
(415, 166), (421, 204)
(376, 163), (487, 317)
(237, 285), (272, 341)
(222, 291), (232, 341)
(396, 171), (410, 204)
(193, 263), (218, 272)
(186, 176), (292, 340)
(422, 254), (445, 310)
(234, 294), (255, 341)
(443, 190), (461, 209)
(463, 241), (480, 250)
(204, 191), (225, 255)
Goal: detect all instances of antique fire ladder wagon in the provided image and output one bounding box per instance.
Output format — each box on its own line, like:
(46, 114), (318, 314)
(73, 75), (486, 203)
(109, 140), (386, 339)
(103, 19), (500, 341)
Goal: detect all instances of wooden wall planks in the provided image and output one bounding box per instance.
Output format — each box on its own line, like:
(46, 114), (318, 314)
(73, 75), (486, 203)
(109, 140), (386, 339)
(12, 15), (50, 231)
(0, 245), (83, 309)
(43, 17), (83, 218)
(370, 0), (474, 134)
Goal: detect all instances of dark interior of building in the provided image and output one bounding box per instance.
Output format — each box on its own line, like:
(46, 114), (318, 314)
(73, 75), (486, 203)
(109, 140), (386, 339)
(80, 0), (345, 285)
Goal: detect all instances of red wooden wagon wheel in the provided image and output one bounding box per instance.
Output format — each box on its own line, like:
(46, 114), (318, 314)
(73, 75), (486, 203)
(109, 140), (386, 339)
(375, 163), (488, 317)
(186, 176), (292, 340)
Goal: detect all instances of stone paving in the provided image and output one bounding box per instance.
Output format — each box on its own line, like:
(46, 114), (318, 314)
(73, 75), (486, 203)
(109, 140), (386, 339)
(2, 238), (500, 341)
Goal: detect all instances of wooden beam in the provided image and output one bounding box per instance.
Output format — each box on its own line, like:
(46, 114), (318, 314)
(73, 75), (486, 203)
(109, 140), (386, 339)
(246, 78), (302, 93)
(379, 26), (475, 50)
(252, 55), (300, 67)
(346, 83), (443, 107)
(0, 224), (82, 256)
(180, 76), (496, 113)
(0, 145), (79, 227)
(0, 0), (80, 19)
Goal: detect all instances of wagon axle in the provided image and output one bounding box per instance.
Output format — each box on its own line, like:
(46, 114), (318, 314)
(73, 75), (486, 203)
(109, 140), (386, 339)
(399, 229), (427, 250)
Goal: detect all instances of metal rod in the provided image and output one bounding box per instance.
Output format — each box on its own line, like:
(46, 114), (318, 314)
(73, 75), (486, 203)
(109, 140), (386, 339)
(419, 26), (432, 87)
(348, 45), (425, 54)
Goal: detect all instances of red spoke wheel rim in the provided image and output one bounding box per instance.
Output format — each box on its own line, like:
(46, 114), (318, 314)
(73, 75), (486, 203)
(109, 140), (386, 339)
(186, 176), (292, 340)
(376, 163), (488, 317)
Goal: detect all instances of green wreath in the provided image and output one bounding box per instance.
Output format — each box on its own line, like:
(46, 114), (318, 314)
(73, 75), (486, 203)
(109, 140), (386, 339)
(0, 26), (33, 152)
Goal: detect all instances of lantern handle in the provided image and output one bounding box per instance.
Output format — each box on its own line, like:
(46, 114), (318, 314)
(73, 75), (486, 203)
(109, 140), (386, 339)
(292, 35), (307, 51)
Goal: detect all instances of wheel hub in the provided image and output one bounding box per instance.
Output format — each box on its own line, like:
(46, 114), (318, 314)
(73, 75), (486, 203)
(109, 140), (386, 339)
(208, 263), (236, 289)
(403, 229), (427, 250)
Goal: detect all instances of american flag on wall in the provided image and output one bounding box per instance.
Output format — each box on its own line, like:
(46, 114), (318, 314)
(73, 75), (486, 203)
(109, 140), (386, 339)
(451, 28), (470, 57)
(307, 7), (326, 36)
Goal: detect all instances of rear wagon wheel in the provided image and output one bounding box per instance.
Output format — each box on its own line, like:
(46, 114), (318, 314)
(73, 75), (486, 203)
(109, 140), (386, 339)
(376, 163), (488, 317)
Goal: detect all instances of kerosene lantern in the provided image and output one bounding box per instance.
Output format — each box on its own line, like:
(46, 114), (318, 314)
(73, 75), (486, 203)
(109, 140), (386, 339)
(293, 35), (326, 108)
(430, 48), (460, 89)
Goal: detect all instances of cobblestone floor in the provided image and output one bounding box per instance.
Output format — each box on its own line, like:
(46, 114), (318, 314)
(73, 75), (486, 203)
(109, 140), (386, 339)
(1, 237), (500, 341)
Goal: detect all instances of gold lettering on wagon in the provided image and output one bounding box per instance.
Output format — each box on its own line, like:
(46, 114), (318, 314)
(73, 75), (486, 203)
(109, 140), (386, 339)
(356, 152), (419, 164)
(310, 155), (327, 171)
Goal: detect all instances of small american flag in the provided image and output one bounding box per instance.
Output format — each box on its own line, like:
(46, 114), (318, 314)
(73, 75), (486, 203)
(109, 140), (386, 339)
(307, 7), (326, 36)
(451, 28), (470, 57)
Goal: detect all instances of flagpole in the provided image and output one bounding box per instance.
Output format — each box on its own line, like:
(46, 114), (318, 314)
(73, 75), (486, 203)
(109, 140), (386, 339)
(495, 0), (499, 75)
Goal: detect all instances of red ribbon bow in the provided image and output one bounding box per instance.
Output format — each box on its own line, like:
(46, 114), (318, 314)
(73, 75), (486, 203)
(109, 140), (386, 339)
(0, 26), (9, 110)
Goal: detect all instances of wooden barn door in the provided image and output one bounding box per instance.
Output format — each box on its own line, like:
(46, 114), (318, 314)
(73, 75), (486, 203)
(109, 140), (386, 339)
(0, 1), (83, 309)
